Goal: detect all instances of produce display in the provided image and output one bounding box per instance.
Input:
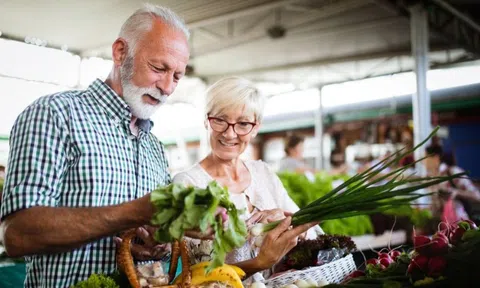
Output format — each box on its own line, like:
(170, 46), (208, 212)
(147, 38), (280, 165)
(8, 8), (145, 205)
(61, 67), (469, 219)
(283, 235), (357, 270)
(329, 219), (480, 287)
(150, 181), (247, 272)
(251, 128), (465, 237)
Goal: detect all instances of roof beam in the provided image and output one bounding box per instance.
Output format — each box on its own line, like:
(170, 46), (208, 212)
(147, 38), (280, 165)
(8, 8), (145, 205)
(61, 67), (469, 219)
(193, 0), (372, 57)
(198, 45), (456, 79)
(187, 0), (303, 29)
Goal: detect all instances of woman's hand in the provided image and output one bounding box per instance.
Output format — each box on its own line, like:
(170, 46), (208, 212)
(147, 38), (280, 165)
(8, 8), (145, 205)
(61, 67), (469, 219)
(247, 210), (308, 239)
(247, 209), (292, 226)
(254, 217), (317, 270)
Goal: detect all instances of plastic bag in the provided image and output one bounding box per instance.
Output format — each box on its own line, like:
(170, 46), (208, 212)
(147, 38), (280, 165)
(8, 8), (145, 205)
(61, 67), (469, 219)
(316, 248), (348, 266)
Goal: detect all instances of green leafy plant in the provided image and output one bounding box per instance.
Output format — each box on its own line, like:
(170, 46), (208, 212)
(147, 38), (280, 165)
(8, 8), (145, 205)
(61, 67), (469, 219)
(150, 181), (247, 272)
(70, 274), (119, 288)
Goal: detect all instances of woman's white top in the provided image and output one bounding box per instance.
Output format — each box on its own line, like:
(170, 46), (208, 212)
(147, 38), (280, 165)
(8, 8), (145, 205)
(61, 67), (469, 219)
(172, 160), (322, 266)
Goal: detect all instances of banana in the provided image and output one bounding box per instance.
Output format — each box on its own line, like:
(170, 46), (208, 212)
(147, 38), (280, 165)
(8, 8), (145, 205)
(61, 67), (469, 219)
(174, 262), (245, 288)
(226, 264), (245, 279)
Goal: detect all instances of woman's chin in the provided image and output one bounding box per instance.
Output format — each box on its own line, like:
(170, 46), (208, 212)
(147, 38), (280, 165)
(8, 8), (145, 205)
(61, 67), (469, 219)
(214, 150), (240, 161)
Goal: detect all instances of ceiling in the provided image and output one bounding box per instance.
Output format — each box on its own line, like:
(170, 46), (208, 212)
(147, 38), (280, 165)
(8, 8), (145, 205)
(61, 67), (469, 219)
(0, 0), (479, 88)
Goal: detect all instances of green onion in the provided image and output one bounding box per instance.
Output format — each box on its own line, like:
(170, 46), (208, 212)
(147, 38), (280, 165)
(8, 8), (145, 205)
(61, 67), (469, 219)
(252, 126), (467, 236)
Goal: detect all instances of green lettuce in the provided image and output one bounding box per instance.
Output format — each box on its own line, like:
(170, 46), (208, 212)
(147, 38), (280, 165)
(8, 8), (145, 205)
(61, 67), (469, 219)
(150, 181), (247, 272)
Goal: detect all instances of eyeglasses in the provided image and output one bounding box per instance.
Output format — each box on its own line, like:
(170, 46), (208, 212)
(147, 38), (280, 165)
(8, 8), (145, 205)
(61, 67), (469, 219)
(207, 117), (256, 136)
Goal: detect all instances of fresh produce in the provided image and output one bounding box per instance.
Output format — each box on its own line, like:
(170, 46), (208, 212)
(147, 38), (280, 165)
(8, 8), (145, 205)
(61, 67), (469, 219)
(252, 127), (466, 236)
(150, 181), (247, 271)
(332, 219), (480, 287)
(278, 172), (373, 236)
(117, 230), (139, 288)
(283, 235), (356, 269)
(173, 261), (245, 288)
(70, 274), (119, 288)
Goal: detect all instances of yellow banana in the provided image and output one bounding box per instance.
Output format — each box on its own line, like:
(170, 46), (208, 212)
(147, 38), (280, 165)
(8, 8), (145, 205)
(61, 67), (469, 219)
(174, 263), (244, 288)
(225, 264), (245, 279)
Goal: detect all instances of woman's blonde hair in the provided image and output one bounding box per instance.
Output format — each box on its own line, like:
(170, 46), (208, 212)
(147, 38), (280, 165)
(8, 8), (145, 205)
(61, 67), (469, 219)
(205, 77), (265, 122)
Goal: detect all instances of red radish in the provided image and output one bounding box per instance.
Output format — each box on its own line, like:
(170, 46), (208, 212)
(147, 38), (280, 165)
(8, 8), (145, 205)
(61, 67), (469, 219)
(366, 258), (379, 265)
(407, 262), (420, 274)
(379, 257), (394, 267)
(458, 219), (477, 230)
(414, 235), (431, 255)
(378, 252), (390, 259)
(412, 254), (429, 272)
(427, 256), (447, 277)
(389, 250), (401, 260)
(433, 232), (449, 244)
(378, 264), (387, 270)
(430, 237), (449, 255)
(450, 227), (466, 246)
(349, 270), (365, 278)
(465, 219), (477, 229)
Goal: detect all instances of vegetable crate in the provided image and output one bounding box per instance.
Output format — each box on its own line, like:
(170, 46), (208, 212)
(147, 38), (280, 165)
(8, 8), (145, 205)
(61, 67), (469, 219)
(263, 254), (356, 287)
(118, 229), (198, 288)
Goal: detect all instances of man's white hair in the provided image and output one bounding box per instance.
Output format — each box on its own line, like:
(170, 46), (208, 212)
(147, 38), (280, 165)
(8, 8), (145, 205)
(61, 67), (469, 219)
(119, 3), (189, 55)
(205, 77), (266, 123)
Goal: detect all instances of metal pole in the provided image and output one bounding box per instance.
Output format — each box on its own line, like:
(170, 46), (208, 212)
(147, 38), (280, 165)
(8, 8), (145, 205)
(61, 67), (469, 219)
(315, 87), (324, 170)
(410, 4), (432, 169)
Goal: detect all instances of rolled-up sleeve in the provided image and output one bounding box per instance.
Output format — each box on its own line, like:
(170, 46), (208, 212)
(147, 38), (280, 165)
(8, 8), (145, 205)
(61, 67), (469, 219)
(1, 103), (69, 221)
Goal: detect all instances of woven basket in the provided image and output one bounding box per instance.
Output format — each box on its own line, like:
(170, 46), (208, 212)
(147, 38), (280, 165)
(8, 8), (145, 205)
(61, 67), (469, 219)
(263, 254), (356, 287)
(117, 229), (198, 288)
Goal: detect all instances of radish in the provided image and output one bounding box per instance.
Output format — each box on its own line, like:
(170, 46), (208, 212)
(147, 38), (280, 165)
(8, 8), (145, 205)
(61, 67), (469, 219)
(348, 270), (365, 278)
(389, 250), (401, 260)
(464, 219), (477, 229)
(433, 232), (449, 244)
(427, 256), (447, 277)
(378, 264), (387, 270)
(450, 227), (466, 246)
(430, 237), (449, 255)
(407, 262), (419, 274)
(412, 254), (429, 272)
(378, 252), (390, 259)
(366, 258), (379, 265)
(414, 235), (431, 255)
(379, 257), (394, 267)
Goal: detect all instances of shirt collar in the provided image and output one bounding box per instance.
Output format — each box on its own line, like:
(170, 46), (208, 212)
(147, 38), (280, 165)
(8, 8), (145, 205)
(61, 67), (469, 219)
(88, 79), (154, 133)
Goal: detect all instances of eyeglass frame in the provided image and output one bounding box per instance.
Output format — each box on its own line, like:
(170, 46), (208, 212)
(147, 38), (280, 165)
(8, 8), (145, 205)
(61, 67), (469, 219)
(207, 116), (257, 136)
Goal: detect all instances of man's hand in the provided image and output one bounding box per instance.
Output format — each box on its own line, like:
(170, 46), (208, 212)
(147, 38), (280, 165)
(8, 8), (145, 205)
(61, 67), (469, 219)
(114, 226), (170, 261)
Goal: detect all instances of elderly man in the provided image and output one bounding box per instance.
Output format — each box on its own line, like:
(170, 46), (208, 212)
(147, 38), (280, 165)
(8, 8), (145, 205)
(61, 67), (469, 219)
(0, 4), (191, 287)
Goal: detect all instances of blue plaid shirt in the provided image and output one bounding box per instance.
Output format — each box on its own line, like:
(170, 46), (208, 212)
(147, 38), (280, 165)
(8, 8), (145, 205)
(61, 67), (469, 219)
(1, 79), (171, 287)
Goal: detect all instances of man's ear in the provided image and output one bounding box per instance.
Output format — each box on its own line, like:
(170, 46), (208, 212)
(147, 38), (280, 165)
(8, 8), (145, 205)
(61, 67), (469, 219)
(112, 38), (128, 67)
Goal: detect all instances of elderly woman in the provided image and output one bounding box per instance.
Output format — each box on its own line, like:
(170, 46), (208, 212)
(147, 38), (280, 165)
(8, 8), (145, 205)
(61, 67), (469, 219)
(173, 77), (320, 280)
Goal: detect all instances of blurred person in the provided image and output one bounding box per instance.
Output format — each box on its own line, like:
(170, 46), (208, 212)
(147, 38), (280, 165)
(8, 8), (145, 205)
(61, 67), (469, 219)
(425, 145), (480, 223)
(279, 134), (347, 176)
(0, 4), (219, 287)
(173, 77), (320, 280)
(278, 134), (313, 174)
(0, 165), (5, 180)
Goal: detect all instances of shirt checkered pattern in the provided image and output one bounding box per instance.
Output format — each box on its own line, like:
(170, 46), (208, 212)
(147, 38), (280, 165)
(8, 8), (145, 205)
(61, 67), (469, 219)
(1, 79), (171, 287)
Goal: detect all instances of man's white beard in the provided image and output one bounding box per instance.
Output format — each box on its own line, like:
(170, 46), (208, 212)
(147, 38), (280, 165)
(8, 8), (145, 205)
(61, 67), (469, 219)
(120, 57), (168, 120)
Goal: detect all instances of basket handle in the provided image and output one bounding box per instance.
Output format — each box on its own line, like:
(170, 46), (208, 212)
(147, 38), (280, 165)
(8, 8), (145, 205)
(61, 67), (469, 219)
(118, 229), (192, 288)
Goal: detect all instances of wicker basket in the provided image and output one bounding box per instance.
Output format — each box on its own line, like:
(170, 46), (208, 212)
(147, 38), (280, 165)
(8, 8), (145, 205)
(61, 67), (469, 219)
(117, 229), (198, 288)
(263, 254), (356, 287)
